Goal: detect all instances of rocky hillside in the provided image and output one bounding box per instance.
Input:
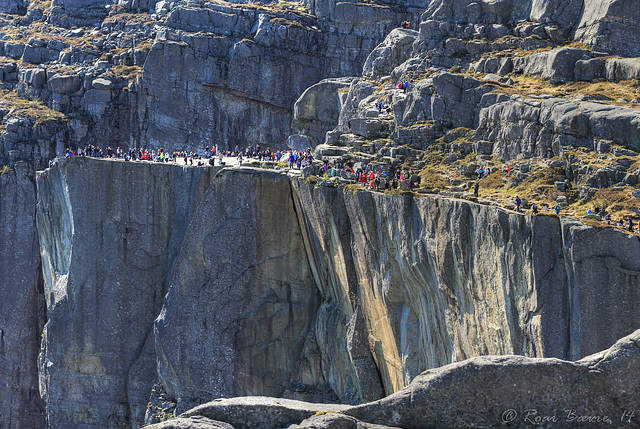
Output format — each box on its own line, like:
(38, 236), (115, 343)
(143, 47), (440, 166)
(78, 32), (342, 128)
(1, 0), (640, 427)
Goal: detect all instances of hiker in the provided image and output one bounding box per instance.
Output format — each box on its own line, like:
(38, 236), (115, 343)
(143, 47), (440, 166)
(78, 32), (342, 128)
(473, 181), (479, 197)
(515, 196), (522, 212)
(628, 217), (634, 232)
(403, 81), (408, 94)
(397, 82), (404, 90)
(532, 203), (538, 215)
(605, 212), (611, 224)
(503, 165), (511, 175)
(555, 204), (561, 215)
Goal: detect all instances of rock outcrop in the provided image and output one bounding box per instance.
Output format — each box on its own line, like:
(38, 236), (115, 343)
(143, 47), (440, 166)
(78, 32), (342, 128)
(146, 328), (640, 428)
(0, 164), (47, 429)
(3, 0), (640, 425)
(575, 0), (640, 58)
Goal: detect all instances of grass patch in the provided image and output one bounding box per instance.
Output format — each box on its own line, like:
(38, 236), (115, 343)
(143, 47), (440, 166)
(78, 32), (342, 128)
(493, 75), (640, 108)
(0, 89), (67, 125)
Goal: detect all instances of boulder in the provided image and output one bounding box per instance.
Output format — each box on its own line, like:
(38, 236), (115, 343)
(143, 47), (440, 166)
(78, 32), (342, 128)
(604, 58), (640, 81)
(529, 0), (583, 32)
(149, 331), (640, 428)
(287, 134), (313, 152)
(292, 78), (355, 148)
(514, 47), (591, 84)
(363, 29), (418, 79)
(574, 58), (604, 81)
(48, 74), (83, 95)
(346, 329), (640, 428)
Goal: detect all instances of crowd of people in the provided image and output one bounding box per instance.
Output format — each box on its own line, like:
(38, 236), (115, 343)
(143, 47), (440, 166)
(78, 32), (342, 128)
(51, 144), (304, 168)
(50, 144), (638, 233)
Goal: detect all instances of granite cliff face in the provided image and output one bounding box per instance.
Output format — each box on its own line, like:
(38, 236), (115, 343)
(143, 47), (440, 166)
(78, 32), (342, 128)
(37, 158), (218, 427)
(32, 158), (640, 427)
(2, 0), (640, 426)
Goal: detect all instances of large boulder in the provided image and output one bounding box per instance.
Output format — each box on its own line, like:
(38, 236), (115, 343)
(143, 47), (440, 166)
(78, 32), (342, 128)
(147, 330), (640, 428)
(363, 28), (418, 78)
(346, 329), (640, 428)
(291, 78), (356, 148)
(529, 0), (583, 30)
(512, 47), (591, 84)
(604, 58), (640, 81)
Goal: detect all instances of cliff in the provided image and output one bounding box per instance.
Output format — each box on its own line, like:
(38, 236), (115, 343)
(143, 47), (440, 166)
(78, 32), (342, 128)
(2, 0), (640, 425)
(33, 158), (640, 427)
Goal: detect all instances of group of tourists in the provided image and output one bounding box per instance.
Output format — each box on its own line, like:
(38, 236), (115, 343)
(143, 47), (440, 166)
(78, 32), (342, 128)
(52, 144), (322, 172)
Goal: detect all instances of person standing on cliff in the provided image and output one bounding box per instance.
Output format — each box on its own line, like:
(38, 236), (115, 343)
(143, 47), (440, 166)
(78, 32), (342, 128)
(473, 181), (479, 197)
(555, 204), (561, 216)
(628, 217), (634, 233)
(515, 196), (522, 212)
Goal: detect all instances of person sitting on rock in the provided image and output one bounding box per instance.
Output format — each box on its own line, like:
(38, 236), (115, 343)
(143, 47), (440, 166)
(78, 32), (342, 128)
(532, 203), (538, 215)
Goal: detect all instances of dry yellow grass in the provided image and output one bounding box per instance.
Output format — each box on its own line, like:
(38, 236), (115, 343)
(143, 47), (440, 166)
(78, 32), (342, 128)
(0, 89), (67, 125)
(492, 75), (640, 108)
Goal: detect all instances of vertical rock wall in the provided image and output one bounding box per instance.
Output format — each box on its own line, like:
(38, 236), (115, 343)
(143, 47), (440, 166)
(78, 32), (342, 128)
(0, 164), (46, 429)
(36, 158), (216, 428)
(154, 168), (318, 413)
(33, 161), (640, 425)
(292, 179), (640, 396)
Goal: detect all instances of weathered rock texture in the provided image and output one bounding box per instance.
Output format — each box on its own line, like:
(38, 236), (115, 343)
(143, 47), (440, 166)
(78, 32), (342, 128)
(154, 168), (318, 413)
(36, 158), (218, 427)
(0, 164), (47, 429)
(147, 328), (640, 428)
(292, 179), (640, 395)
(575, 0), (640, 58)
(0, 115), (64, 429)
